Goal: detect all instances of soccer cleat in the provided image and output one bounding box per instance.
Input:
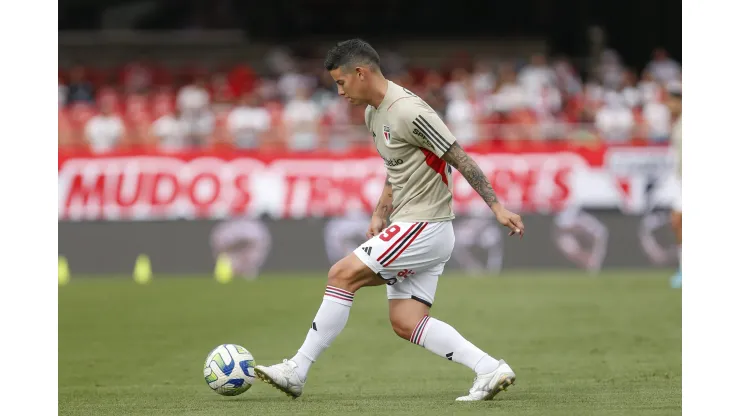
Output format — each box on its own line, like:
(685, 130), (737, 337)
(455, 359), (515, 402)
(254, 359), (305, 398)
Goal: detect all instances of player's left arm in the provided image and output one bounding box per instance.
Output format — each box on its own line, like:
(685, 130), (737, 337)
(442, 142), (524, 237)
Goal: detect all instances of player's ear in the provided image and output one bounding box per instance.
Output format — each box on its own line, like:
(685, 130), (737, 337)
(355, 67), (364, 80)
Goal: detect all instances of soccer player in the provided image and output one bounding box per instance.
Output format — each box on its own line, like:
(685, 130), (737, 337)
(666, 82), (682, 288)
(255, 39), (525, 402)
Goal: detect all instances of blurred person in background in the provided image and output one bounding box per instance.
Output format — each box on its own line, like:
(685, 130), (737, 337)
(620, 69), (641, 109)
(552, 57), (582, 97)
(638, 69), (661, 105)
(518, 53), (556, 96)
(444, 67), (469, 103)
(119, 58), (153, 94)
(647, 48), (681, 85)
(210, 71), (236, 114)
(666, 81), (682, 288)
(470, 60), (496, 99)
(177, 74), (214, 147)
(490, 63), (528, 114)
(598, 49), (624, 90)
(84, 98), (124, 153)
(595, 91), (635, 142)
(445, 80), (480, 147)
(152, 107), (188, 152)
(66, 66), (95, 105)
(227, 92), (272, 150)
(641, 89), (672, 143)
(282, 84), (321, 151)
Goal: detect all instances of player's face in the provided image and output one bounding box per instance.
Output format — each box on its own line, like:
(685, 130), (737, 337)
(329, 67), (368, 105)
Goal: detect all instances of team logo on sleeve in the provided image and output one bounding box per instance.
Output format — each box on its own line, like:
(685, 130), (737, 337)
(383, 125), (392, 145)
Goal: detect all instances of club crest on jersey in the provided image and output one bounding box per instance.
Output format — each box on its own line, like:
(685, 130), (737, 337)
(383, 125), (392, 144)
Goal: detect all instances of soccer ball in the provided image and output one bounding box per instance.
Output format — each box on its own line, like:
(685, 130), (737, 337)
(203, 344), (255, 396)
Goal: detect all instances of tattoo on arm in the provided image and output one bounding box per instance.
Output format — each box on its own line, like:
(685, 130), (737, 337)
(373, 176), (393, 217)
(442, 142), (498, 207)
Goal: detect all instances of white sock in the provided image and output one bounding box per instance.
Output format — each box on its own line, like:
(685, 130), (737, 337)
(292, 285), (354, 381)
(411, 315), (499, 375)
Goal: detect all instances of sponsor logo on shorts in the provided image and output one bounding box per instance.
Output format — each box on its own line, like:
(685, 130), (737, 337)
(397, 269), (415, 278)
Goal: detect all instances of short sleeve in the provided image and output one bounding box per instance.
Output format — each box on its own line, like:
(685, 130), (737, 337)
(364, 105), (374, 131)
(399, 103), (457, 157)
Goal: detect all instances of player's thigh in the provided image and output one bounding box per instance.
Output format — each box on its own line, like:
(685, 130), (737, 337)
(329, 252), (386, 292)
(386, 265), (443, 340)
(353, 221), (454, 285)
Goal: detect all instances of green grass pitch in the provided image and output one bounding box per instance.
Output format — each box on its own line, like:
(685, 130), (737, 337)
(59, 271), (681, 415)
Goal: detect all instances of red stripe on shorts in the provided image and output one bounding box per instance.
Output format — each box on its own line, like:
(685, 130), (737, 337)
(384, 222), (429, 267)
(376, 222), (419, 262)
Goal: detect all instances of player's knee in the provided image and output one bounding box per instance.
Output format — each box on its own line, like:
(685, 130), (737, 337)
(389, 314), (415, 340)
(327, 259), (363, 292)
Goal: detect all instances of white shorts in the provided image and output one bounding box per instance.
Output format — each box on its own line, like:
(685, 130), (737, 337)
(353, 221), (454, 307)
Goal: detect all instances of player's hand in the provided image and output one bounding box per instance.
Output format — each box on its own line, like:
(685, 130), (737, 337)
(366, 215), (387, 239)
(491, 202), (524, 238)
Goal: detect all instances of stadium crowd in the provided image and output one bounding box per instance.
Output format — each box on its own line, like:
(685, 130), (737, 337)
(58, 47), (681, 153)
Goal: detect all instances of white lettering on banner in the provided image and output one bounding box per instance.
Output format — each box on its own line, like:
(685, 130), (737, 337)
(58, 149), (677, 220)
(59, 157), (267, 220)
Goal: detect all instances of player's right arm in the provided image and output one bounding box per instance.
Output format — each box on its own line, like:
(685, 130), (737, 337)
(367, 176), (392, 238)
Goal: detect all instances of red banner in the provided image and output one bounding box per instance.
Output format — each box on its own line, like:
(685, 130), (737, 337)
(58, 144), (677, 220)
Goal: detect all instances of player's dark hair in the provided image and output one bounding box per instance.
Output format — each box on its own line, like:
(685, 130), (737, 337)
(324, 39), (381, 72)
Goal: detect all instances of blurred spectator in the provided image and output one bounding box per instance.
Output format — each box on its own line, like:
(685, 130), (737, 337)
(177, 75), (210, 115)
(313, 73), (339, 112)
(444, 68), (469, 102)
(210, 72), (236, 114)
(490, 63), (527, 113)
(84, 100), (124, 153)
(620, 69), (641, 108)
(646, 48), (681, 84)
(177, 75), (214, 146)
(553, 57), (582, 96)
(518, 54), (556, 96)
(598, 49), (624, 90)
(282, 86), (321, 151)
(531, 84), (563, 120)
(278, 66), (311, 101)
(446, 81), (480, 146)
(66, 66), (95, 104)
(595, 91), (635, 142)
(227, 93), (272, 150)
(638, 70), (662, 105)
(641, 92), (672, 143)
(152, 108), (187, 152)
(120, 60), (154, 94)
(471, 60), (496, 99)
